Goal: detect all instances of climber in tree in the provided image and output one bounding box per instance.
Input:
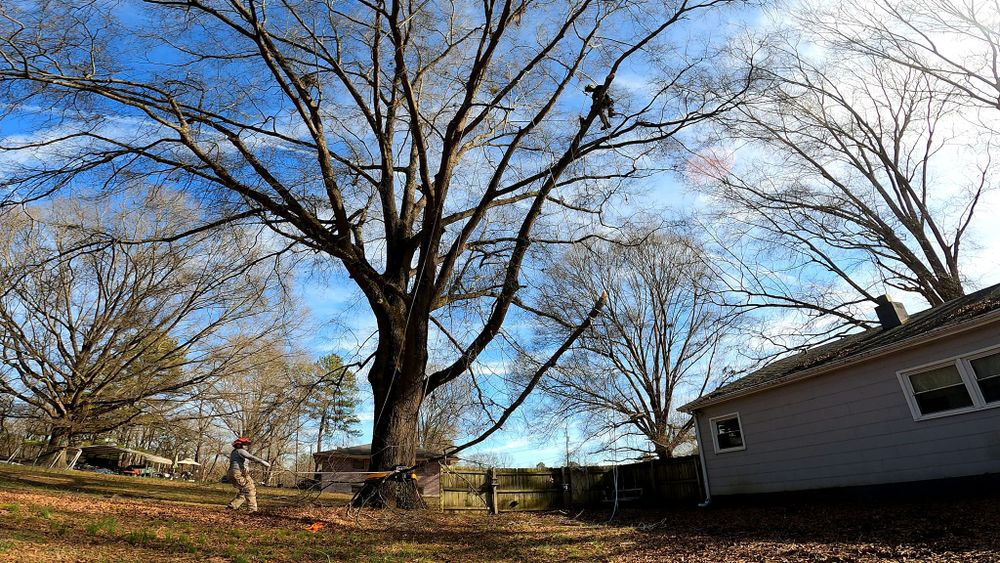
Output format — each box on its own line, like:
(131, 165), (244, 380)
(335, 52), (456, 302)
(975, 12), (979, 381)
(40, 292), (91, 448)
(584, 75), (617, 130)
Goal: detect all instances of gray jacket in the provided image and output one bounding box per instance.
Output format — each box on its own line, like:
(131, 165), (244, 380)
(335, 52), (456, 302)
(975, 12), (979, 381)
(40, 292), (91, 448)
(229, 448), (270, 472)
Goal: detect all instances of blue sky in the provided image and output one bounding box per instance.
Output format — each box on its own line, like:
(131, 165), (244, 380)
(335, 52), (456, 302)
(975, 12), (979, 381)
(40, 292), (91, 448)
(4, 0), (998, 468)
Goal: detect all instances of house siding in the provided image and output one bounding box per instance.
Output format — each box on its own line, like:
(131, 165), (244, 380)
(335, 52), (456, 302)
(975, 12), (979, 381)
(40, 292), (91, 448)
(697, 322), (1000, 496)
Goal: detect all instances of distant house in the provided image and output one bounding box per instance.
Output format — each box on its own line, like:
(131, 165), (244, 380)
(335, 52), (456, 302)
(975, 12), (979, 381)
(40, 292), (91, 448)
(313, 444), (457, 496)
(681, 283), (1000, 500)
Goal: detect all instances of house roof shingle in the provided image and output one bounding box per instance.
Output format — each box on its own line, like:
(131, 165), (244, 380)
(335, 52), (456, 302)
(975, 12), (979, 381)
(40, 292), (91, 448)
(681, 282), (1000, 412)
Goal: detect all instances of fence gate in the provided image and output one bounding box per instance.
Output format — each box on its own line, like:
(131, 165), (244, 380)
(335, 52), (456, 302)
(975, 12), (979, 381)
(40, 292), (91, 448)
(492, 467), (564, 512)
(440, 466), (564, 512)
(439, 466), (491, 511)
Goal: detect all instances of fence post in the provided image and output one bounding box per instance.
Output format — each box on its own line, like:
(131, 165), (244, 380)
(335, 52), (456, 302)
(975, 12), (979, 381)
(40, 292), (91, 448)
(561, 466), (571, 508)
(648, 459), (657, 501)
(487, 467), (499, 514)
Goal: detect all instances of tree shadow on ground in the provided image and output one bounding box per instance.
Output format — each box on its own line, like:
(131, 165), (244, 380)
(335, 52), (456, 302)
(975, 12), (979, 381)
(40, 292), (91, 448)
(588, 493), (1000, 558)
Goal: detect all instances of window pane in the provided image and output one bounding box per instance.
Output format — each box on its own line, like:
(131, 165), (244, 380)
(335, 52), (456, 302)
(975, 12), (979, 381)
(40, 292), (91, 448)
(977, 374), (1000, 403)
(715, 417), (743, 450)
(914, 384), (973, 415)
(909, 365), (963, 393)
(971, 353), (1000, 381)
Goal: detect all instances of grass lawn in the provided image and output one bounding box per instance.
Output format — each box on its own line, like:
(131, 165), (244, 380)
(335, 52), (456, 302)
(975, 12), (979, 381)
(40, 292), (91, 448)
(2, 463), (999, 562)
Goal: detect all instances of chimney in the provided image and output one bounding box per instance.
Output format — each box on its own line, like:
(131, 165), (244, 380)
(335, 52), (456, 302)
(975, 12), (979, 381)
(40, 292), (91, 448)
(874, 295), (909, 330)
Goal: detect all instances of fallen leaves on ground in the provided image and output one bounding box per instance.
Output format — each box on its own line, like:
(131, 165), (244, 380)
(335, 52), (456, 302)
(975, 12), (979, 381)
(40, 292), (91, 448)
(1, 465), (1000, 562)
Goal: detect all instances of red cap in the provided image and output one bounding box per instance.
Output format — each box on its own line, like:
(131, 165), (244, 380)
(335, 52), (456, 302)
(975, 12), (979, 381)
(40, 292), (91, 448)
(232, 436), (251, 447)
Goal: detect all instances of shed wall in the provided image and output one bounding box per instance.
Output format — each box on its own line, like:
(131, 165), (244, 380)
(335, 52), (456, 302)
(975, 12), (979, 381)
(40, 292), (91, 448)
(697, 323), (1000, 496)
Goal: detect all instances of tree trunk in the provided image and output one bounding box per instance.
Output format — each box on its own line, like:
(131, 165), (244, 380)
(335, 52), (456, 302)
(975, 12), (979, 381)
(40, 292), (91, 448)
(354, 312), (429, 509)
(47, 425), (70, 447)
(653, 444), (673, 460)
(39, 424), (72, 468)
(316, 412), (326, 455)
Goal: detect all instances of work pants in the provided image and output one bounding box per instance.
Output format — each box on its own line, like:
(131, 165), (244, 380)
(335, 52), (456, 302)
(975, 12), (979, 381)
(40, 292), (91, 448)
(227, 470), (258, 511)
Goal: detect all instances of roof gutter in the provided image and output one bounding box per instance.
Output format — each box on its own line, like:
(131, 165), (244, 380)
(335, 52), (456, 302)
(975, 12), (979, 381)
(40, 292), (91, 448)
(680, 308), (1000, 413)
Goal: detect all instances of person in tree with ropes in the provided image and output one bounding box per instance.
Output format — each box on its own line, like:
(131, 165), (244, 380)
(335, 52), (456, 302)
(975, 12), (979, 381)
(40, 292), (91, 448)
(226, 436), (270, 513)
(584, 74), (617, 130)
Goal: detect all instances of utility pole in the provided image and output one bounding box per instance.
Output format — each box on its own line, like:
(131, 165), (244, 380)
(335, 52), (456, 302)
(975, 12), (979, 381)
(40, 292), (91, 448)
(564, 425), (570, 467)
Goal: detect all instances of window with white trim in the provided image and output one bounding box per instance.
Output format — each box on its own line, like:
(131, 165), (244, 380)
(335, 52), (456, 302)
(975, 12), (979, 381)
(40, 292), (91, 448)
(907, 364), (973, 415)
(709, 413), (745, 453)
(899, 345), (1000, 420)
(970, 351), (1000, 403)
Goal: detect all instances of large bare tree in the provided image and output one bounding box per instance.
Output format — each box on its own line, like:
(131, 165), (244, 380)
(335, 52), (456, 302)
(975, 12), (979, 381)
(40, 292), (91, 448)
(0, 191), (286, 456)
(531, 231), (740, 459)
(0, 0), (749, 504)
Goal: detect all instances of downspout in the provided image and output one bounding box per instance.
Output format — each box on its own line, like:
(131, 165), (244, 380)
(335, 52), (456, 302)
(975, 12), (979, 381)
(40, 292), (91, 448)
(692, 411), (712, 507)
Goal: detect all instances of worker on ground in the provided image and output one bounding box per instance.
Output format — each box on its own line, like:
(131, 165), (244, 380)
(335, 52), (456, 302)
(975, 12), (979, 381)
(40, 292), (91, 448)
(227, 436), (270, 513)
(584, 75), (617, 130)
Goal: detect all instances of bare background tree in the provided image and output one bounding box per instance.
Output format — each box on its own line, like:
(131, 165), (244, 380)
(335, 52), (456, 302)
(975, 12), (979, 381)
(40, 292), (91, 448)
(208, 342), (362, 480)
(0, 0), (750, 505)
(692, 18), (996, 351)
(805, 0), (1000, 117)
(530, 230), (741, 459)
(0, 190), (287, 463)
(461, 450), (515, 468)
(209, 337), (307, 477)
(417, 376), (477, 454)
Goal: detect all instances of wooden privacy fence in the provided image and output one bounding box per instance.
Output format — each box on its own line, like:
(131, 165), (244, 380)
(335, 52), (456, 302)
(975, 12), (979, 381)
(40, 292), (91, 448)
(439, 455), (702, 512)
